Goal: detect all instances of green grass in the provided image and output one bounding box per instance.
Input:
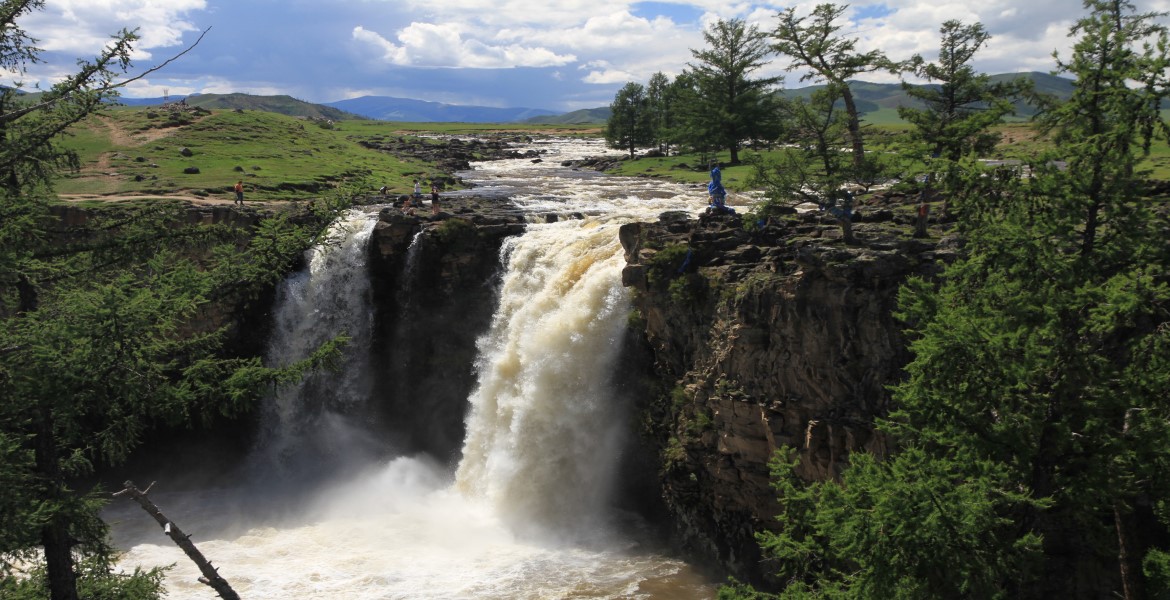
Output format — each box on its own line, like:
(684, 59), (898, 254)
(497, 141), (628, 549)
(606, 121), (1170, 185)
(336, 120), (602, 136)
(54, 110), (607, 202)
(56, 108), (442, 201)
(55, 107), (1170, 204)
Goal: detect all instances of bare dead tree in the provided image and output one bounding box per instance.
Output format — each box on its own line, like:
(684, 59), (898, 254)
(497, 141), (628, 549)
(113, 480), (241, 600)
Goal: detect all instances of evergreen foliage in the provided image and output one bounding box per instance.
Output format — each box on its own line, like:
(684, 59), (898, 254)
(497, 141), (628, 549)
(605, 81), (653, 159)
(0, 2), (347, 597)
(747, 89), (858, 242)
(645, 72), (674, 154)
(732, 1), (1170, 597)
(771, 3), (895, 170)
(898, 20), (1024, 161)
(685, 18), (783, 163)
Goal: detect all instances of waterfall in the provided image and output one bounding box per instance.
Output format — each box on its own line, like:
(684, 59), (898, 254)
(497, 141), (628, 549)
(254, 209), (381, 475)
(107, 138), (717, 599)
(455, 216), (632, 536)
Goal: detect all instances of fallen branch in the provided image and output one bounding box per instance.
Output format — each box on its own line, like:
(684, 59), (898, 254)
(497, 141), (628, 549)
(113, 480), (241, 600)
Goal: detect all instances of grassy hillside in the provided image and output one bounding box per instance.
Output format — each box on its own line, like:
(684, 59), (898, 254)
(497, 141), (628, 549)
(53, 108), (606, 203)
(178, 93), (362, 121)
(326, 96), (559, 123)
(779, 72), (1075, 122)
(524, 107), (611, 125)
(55, 107), (442, 202)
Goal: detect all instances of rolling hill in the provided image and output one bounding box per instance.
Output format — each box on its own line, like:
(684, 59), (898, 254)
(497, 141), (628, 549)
(86, 71), (1075, 127)
(778, 71), (1075, 122)
(325, 96), (559, 123)
(524, 107), (611, 125)
(115, 93), (361, 121)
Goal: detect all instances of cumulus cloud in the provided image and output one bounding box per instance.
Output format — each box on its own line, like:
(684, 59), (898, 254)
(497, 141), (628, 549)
(579, 60), (637, 84)
(10, 0), (1168, 110)
(352, 22), (576, 68)
(24, 0), (206, 58)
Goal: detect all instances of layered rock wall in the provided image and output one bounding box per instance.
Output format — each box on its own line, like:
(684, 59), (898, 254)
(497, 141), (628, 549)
(621, 209), (952, 583)
(366, 197), (526, 463)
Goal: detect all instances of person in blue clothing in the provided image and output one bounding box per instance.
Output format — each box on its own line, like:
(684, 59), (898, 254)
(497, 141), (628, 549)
(706, 162), (734, 214)
(708, 163), (726, 207)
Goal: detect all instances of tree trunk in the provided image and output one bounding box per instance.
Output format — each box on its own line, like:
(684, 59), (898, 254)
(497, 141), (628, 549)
(839, 86), (866, 170)
(34, 407), (79, 600)
(41, 520), (78, 600)
(1114, 502), (1141, 600)
(839, 217), (856, 245)
(114, 481), (242, 600)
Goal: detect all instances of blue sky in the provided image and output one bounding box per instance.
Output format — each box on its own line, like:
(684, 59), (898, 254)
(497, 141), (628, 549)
(8, 0), (1170, 112)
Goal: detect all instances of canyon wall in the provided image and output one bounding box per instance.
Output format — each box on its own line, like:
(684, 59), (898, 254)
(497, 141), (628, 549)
(619, 207), (954, 583)
(365, 195), (956, 586)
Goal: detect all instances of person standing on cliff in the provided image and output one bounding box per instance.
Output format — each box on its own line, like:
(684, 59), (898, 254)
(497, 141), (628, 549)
(413, 180), (422, 203)
(234, 180), (244, 206)
(707, 162), (728, 213)
(430, 182), (441, 215)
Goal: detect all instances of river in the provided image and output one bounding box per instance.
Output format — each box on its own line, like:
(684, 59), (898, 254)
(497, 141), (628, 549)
(106, 137), (724, 599)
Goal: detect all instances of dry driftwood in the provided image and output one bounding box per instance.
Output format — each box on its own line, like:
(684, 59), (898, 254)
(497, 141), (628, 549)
(113, 480), (241, 600)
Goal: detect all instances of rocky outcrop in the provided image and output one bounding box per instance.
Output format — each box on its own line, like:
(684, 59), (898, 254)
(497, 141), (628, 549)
(621, 207), (957, 584)
(357, 134), (546, 183)
(366, 195), (527, 463)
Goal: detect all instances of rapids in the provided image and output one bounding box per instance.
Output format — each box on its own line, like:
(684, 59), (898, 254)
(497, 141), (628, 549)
(105, 138), (725, 599)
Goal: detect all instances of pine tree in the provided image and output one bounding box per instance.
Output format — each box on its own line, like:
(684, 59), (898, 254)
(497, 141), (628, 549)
(687, 18), (783, 164)
(741, 1), (1170, 597)
(605, 81), (654, 159)
(0, 2), (346, 597)
(898, 20), (1023, 162)
(771, 3), (893, 171)
(646, 71), (672, 154)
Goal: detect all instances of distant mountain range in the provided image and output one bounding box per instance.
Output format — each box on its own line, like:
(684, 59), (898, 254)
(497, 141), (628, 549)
(324, 96), (559, 123)
(115, 93), (356, 121)
(68, 71), (1076, 125)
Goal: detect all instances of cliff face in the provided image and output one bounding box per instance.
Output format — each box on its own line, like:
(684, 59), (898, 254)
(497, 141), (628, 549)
(366, 197), (527, 463)
(363, 195), (957, 584)
(620, 208), (954, 583)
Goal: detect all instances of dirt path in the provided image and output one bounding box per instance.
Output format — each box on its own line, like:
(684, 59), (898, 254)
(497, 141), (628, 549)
(57, 193), (273, 207)
(95, 115), (178, 146)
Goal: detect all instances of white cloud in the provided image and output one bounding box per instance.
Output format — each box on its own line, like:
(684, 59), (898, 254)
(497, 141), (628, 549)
(10, 0), (1170, 110)
(27, 0), (206, 58)
(352, 22), (576, 68)
(579, 60), (636, 84)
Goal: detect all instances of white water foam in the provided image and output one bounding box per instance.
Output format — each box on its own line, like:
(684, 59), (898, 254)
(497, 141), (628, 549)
(107, 139), (719, 599)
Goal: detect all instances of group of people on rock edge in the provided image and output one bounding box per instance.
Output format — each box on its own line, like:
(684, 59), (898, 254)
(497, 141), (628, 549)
(378, 179), (442, 216)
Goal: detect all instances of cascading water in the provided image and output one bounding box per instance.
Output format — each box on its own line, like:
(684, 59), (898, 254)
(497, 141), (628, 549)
(255, 211), (381, 475)
(456, 217), (633, 537)
(106, 137), (720, 599)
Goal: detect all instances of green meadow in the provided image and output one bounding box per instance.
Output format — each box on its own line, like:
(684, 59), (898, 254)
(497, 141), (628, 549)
(55, 107), (599, 203)
(606, 120), (1170, 187)
(55, 105), (1170, 205)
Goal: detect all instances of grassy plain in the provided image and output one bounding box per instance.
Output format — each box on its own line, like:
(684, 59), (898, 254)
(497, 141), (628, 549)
(54, 105), (1170, 206)
(605, 121), (1170, 189)
(54, 107), (600, 203)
